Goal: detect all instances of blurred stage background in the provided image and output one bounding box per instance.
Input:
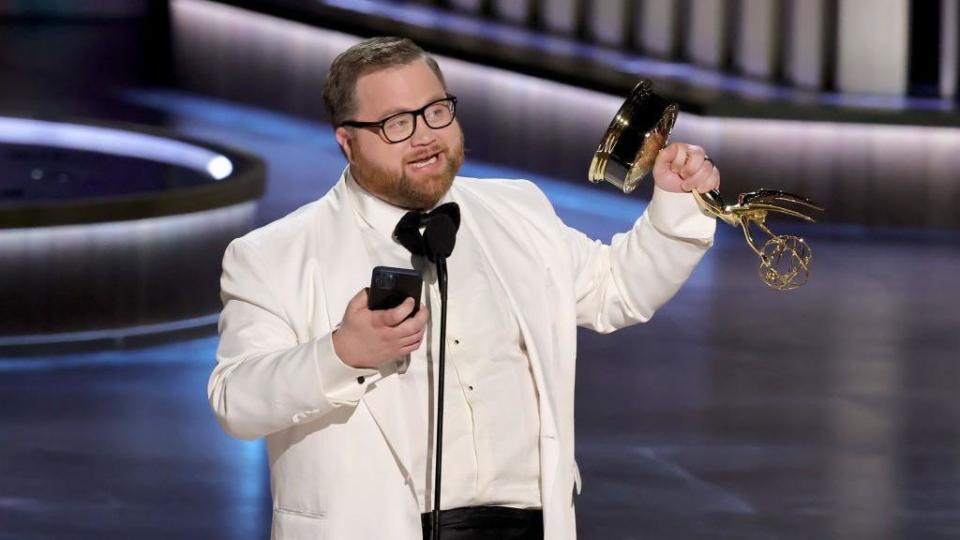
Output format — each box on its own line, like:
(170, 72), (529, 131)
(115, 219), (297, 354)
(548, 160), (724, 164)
(1, 1), (959, 538)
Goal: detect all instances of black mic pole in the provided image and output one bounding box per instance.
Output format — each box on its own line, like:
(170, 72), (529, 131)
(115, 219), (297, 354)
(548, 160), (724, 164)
(417, 207), (458, 540)
(431, 255), (448, 540)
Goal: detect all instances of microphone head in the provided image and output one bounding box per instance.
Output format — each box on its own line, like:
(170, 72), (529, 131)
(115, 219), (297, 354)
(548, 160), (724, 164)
(423, 214), (458, 261)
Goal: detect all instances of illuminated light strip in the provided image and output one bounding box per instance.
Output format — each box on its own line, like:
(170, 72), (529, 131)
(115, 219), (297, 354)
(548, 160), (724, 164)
(0, 200), (256, 244)
(0, 335), (222, 372)
(0, 314), (219, 348)
(0, 117), (234, 180)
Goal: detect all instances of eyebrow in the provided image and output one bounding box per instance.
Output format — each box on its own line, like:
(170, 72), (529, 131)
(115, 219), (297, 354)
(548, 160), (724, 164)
(374, 95), (448, 119)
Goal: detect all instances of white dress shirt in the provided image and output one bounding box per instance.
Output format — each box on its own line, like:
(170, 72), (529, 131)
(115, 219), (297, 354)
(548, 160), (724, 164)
(323, 169), (543, 512)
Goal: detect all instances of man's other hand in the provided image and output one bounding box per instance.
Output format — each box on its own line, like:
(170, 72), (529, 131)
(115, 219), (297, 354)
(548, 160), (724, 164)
(332, 289), (428, 369)
(652, 142), (721, 194)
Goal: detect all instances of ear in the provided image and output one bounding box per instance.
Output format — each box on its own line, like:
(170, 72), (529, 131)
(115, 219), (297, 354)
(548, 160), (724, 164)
(335, 126), (354, 162)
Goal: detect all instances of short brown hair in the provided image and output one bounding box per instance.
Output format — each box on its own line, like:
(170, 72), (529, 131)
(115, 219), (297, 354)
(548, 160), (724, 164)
(322, 36), (446, 126)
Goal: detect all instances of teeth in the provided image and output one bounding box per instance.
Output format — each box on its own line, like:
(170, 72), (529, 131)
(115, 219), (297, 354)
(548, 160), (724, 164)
(413, 155), (438, 168)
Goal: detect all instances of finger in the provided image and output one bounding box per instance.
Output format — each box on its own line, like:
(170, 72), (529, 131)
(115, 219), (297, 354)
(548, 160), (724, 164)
(657, 142), (681, 165)
(399, 324), (424, 342)
(654, 143), (681, 175)
(413, 302), (429, 323)
(670, 144), (688, 174)
(388, 297), (418, 325)
(392, 304), (429, 337)
(347, 288), (369, 313)
(373, 297), (415, 327)
(398, 328), (424, 348)
(698, 167), (720, 193)
(399, 340), (424, 354)
(680, 146), (705, 178)
(680, 163), (714, 193)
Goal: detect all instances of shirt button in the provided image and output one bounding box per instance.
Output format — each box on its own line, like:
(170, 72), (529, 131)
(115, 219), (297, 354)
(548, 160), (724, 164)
(357, 376), (365, 385)
(468, 385), (474, 391)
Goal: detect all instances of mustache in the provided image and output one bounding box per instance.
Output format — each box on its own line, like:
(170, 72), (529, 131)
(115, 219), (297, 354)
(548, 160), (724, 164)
(405, 145), (446, 164)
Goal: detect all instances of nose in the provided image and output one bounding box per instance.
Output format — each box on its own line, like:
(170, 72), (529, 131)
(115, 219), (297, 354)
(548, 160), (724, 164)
(410, 112), (437, 145)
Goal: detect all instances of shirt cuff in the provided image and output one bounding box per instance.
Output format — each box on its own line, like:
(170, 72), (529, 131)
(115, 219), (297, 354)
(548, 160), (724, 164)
(317, 332), (380, 406)
(647, 186), (717, 240)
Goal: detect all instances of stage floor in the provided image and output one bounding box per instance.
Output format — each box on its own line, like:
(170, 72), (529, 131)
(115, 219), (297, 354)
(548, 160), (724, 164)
(2, 89), (959, 539)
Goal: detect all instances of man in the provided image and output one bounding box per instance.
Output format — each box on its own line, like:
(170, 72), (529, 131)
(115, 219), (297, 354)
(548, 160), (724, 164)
(210, 37), (718, 540)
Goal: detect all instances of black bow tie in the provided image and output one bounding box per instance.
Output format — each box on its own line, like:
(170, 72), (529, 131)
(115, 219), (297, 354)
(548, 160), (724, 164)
(393, 202), (461, 258)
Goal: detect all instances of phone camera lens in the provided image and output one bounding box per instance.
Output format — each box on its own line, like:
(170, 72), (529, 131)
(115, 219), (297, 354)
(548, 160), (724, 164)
(375, 273), (396, 289)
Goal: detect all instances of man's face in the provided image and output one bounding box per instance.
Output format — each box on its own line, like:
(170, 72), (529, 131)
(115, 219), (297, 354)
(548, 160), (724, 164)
(335, 60), (464, 210)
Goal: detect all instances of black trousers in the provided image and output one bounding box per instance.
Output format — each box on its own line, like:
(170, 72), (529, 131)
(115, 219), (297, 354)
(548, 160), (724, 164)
(421, 506), (544, 540)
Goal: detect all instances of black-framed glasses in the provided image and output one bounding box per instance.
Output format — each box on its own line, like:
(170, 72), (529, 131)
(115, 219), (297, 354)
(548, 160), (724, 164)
(340, 95), (458, 144)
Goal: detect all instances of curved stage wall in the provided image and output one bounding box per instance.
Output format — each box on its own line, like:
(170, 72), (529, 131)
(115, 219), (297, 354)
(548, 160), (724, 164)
(0, 118), (265, 350)
(172, 0), (960, 229)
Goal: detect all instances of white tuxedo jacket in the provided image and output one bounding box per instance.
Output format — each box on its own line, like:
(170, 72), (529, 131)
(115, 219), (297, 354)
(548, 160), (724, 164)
(211, 173), (715, 539)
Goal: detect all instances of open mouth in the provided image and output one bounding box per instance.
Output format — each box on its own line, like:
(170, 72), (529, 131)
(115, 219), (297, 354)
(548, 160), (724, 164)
(409, 151), (442, 170)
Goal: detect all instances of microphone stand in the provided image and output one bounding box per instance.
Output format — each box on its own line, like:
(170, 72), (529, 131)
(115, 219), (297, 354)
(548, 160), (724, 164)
(408, 207), (457, 540)
(431, 256), (448, 540)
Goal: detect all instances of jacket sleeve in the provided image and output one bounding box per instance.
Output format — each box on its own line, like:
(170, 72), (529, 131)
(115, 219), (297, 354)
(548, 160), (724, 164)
(208, 237), (377, 440)
(562, 186), (716, 333)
